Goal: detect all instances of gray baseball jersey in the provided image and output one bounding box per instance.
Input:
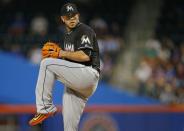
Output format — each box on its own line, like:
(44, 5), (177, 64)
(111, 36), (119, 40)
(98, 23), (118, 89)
(35, 23), (100, 131)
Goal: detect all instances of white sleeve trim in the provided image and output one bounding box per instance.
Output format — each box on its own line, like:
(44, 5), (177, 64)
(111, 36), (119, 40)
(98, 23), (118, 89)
(78, 46), (93, 50)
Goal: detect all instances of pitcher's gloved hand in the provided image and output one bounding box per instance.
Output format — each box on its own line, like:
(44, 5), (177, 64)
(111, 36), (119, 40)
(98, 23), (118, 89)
(41, 42), (61, 59)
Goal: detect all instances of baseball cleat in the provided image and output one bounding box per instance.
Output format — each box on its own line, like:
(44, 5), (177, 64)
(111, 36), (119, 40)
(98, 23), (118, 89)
(29, 112), (56, 126)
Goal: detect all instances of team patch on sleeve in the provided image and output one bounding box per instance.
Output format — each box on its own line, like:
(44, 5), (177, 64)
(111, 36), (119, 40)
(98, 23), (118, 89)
(81, 35), (90, 44)
(78, 35), (93, 49)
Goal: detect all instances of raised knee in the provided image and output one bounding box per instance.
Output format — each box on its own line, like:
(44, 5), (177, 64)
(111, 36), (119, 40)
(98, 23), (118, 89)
(40, 58), (52, 67)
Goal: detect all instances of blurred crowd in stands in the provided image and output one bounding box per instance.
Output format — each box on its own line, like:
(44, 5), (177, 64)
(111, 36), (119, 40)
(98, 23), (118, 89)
(134, 0), (184, 104)
(134, 36), (184, 104)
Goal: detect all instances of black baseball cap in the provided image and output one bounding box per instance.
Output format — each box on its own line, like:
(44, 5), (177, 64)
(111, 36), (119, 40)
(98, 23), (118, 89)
(60, 3), (79, 16)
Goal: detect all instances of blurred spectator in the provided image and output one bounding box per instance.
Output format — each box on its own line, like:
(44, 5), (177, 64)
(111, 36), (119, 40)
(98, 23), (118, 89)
(135, 59), (152, 83)
(145, 37), (161, 58)
(158, 44), (171, 63)
(89, 15), (108, 36)
(170, 47), (180, 65)
(104, 35), (121, 55)
(30, 13), (49, 36)
(99, 35), (120, 53)
(175, 62), (184, 87)
(134, 58), (152, 95)
(159, 84), (176, 104)
(164, 62), (175, 84)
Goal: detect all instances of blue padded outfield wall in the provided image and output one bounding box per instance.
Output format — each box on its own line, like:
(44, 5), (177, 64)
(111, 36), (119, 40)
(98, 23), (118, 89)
(0, 51), (184, 131)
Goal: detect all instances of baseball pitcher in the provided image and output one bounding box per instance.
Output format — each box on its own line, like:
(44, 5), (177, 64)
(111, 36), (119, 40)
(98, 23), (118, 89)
(29, 3), (100, 131)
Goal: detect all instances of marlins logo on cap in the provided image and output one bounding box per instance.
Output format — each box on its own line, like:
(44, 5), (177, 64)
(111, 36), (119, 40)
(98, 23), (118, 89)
(66, 5), (74, 12)
(61, 3), (79, 16)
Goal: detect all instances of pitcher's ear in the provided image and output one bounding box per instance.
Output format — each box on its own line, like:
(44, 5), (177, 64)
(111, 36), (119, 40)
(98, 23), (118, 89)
(61, 16), (65, 23)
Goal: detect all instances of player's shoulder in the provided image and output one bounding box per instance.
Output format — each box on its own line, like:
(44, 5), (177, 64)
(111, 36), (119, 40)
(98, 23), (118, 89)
(78, 23), (95, 34)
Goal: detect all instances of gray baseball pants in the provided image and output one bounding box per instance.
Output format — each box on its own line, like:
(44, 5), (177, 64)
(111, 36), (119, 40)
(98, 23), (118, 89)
(35, 58), (99, 131)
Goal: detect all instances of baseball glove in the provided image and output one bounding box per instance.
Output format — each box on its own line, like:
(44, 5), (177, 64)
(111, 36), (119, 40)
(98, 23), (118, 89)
(41, 42), (61, 59)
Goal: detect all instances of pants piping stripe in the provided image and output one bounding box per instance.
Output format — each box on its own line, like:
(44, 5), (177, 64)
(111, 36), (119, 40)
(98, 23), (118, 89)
(41, 63), (88, 113)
